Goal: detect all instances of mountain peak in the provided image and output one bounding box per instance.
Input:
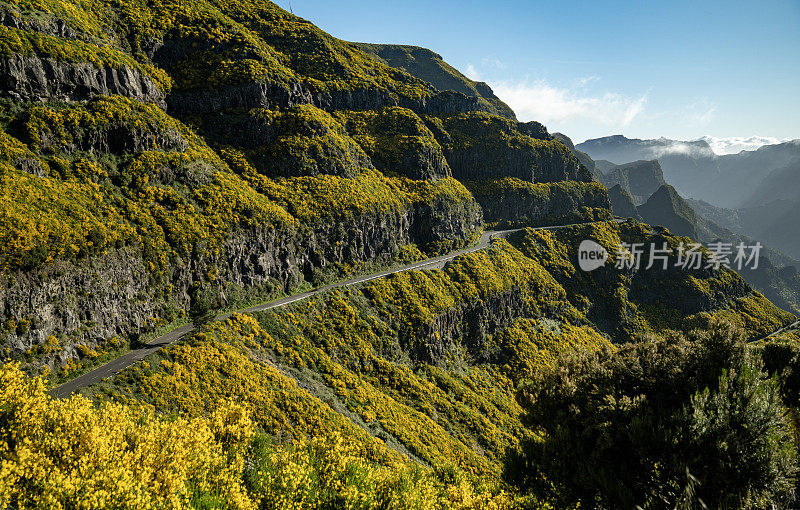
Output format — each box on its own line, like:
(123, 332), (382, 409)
(637, 184), (699, 239)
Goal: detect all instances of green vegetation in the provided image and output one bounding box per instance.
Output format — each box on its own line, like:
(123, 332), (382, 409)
(0, 360), (512, 509)
(354, 43), (517, 120)
(81, 227), (793, 504)
(467, 178), (611, 228)
(333, 107), (451, 180)
(433, 112), (593, 183)
(509, 221), (796, 342)
(2, 0), (798, 506)
(512, 320), (797, 508)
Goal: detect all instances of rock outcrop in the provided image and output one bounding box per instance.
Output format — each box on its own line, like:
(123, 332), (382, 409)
(0, 54), (165, 105)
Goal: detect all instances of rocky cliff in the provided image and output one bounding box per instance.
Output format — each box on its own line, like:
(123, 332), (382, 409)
(598, 160), (667, 204)
(0, 0), (607, 375)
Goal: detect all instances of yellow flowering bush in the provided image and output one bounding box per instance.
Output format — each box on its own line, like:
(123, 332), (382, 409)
(0, 362), (254, 509)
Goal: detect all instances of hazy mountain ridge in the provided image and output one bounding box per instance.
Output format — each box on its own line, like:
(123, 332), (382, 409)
(577, 135), (800, 208)
(597, 160), (667, 204)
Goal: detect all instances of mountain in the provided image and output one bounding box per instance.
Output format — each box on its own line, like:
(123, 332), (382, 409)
(598, 160), (667, 204)
(0, 0), (797, 506)
(0, 0), (609, 373)
(577, 135), (800, 208)
(607, 184), (641, 220)
(553, 132), (598, 176)
(642, 187), (800, 314)
(594, 159), (618, 173)
(355, 43), (517, 120)
(743, 157), (800, 207)
(637, 185), (699, 239)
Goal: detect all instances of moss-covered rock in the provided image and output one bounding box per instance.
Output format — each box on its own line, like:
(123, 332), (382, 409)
(199, 104), (373, 178)
(354, 43), (517, 120)
(467, 178), (612, 227)
(334, 107), (451, 180)
(433, 112), (594, 183)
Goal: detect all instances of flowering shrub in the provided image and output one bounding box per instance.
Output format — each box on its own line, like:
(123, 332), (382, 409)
(0, 362), (254, 509)
(0, 359), (516, 509)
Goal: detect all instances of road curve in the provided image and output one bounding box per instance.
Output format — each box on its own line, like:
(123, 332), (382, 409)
(60, 217), (722, 398)
(50, 227), (526, 398)
(50, 217), (799, 398)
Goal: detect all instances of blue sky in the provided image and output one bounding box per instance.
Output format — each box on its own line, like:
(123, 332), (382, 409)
(277, 0), (799, 152)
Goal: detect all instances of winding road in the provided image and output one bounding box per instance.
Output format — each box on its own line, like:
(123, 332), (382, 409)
(49, 217), (797, 398)
(49, 227), (521, 398)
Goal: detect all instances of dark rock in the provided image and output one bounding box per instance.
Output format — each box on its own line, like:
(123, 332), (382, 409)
(0, 54), (165, 106)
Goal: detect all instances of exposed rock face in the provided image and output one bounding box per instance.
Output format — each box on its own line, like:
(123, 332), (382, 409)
(444, 142), (592, 183)
(200, 105), (374, 178)
(413, 287), (530, 364)
(0, 54), (165, 105)
(38, 121), (188, 156)
(470, 181), (611, 227)
(166, 79), (313, 114)
(1, 198), (481, 367)
(553, 132), (599, 177)
(434, 113), (593, 184)
(0, 248), (155, 362)
(334, 107), (452, 181)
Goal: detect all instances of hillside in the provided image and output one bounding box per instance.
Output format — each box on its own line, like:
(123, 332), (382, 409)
(637, 185), (800, 314)
(355, 43), (517, 120)
(637, 185), (699, 239)
(1, 0), (798, 507)
(66, 221), (794, 502)
(0, 0), (609, 374)
(607, 184), (641, 220)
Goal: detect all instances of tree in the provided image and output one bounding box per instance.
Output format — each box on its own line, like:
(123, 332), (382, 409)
(507, 320), (797, 509)
(189, 283), (218, 328)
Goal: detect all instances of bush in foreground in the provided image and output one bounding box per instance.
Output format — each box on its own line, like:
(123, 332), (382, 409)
(0, 363), (512, 509)
(508, 320), (797, 509)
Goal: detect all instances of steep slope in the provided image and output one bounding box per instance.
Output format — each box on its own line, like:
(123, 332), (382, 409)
(598, 160), (667, 204)
(645, 187), (800, 314)
(553, 132), (598, 177)
(76, 221), (793, 488)
(743, 157), (800, 207)
(354, 43), (516, 120)
(637, 185), (699, 239)
(0, 0), (610, 377)
(607, 184), (641, 220)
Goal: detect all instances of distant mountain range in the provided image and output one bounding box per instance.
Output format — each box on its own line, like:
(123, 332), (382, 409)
(596, 160), (666, 205)
(576, 135), (800, 209)
(561, 132), (800, 314)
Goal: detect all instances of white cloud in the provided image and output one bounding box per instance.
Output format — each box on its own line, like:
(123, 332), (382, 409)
(481, 57), (506, 70)
(651, 141), (715, 159)
(465, 63), (481, 81)
(487, 78), (648, 129)
(573, 75), (601, 88)
(697, 135), (794, 155)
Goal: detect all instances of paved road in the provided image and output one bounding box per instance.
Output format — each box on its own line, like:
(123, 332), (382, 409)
(50, 217), (799, 398)
(49, 227), (523, 398)
(756, 320), (800, 342)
